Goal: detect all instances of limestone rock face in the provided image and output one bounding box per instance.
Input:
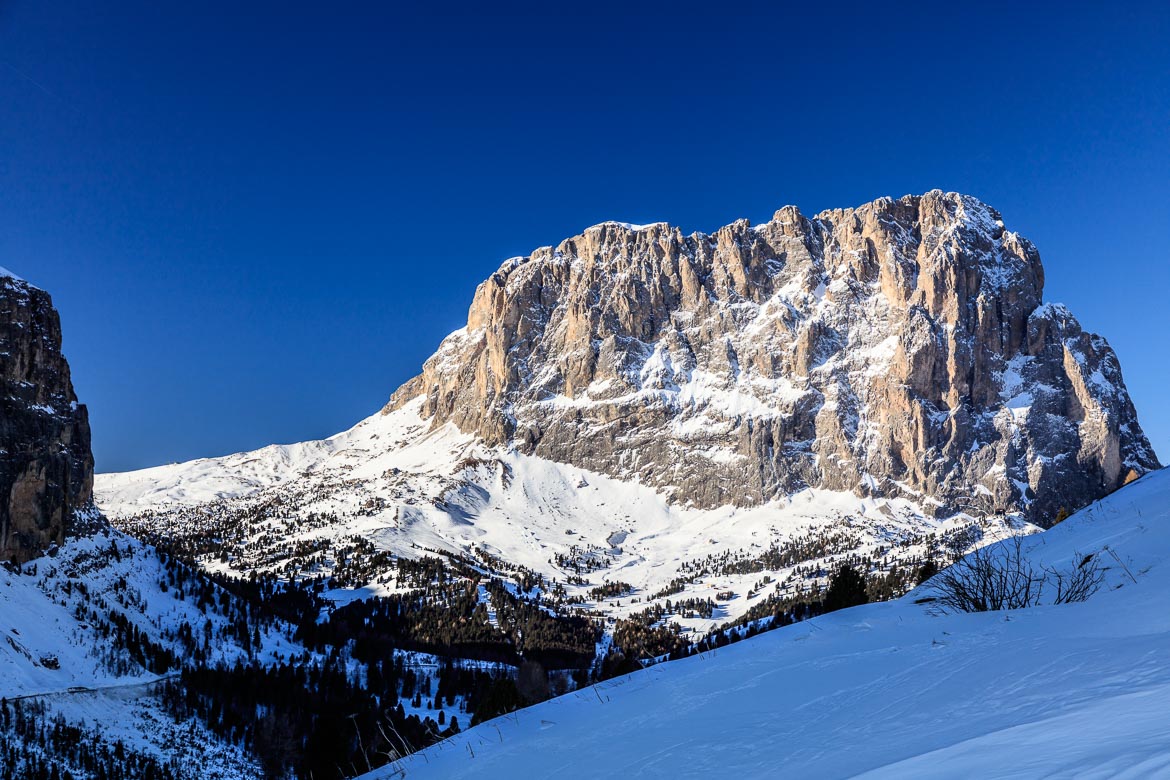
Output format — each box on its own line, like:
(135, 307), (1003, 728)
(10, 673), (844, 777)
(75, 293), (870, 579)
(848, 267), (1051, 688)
(0, 272), (93, 562)
(388, 191), (1159, 524)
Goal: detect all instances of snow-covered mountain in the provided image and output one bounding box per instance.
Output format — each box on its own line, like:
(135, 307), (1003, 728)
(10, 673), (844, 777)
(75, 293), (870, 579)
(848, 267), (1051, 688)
(388, 190), (1158, 522)
(84, 192), (1163, 777)
(97, 191), (1157, 641)
(365, 465), (1170, 779)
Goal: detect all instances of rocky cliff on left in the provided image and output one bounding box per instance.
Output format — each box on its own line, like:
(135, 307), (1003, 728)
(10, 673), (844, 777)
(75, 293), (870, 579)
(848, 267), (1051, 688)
(0, 269), (93, 563)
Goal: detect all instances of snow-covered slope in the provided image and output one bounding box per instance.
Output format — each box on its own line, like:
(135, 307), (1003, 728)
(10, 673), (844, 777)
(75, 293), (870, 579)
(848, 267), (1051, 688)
(365, 467), (1170, 779)
(0, 526), (299, 698)
(97, 398), (1026, 637)
(0, 522), (306, 777)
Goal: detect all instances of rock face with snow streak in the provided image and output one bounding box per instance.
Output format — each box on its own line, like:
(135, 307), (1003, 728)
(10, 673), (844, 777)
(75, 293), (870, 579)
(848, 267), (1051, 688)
(389, 191), (1159, 524)
(0, 272), (93, 562)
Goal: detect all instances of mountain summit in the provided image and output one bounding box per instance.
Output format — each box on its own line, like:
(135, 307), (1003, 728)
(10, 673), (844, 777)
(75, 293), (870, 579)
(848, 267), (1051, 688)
(389, 191), (1158, 523)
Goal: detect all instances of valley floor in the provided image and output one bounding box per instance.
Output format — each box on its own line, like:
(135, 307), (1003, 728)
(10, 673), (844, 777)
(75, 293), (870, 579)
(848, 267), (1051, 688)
(367, 468), (1170, 779)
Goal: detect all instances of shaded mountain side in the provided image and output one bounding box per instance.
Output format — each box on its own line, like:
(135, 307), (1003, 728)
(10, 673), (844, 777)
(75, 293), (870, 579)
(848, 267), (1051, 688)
(0, 270), (93, 562)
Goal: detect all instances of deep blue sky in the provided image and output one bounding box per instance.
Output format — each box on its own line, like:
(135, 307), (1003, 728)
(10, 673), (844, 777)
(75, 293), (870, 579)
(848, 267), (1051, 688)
(1, 1), (1167, 473)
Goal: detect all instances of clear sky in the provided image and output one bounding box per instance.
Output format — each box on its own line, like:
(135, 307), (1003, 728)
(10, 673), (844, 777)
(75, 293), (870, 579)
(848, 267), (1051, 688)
(1, 1), (1167, 473)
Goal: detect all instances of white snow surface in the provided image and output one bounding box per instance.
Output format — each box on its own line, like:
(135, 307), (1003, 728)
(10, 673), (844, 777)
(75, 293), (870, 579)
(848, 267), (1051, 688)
(363, 468), (1170, 779)
(0, 528), (298, 700)
(97, 399), (1017, 635)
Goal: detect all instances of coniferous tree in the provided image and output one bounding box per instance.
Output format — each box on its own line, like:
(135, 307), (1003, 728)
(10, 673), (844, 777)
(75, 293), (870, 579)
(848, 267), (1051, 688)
(823, 565), (868, 612)
(915, 558), (939, 585)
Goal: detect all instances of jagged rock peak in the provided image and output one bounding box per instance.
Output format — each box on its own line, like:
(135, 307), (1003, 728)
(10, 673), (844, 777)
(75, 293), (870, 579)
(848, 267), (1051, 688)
(0, 272), (94, 563)
(388, 191), (1159, 523)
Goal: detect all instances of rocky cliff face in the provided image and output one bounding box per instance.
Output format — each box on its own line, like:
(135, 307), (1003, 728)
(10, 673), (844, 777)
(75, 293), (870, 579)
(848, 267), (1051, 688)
(389, 191), (1159, 524)
(0, 271), (93, 563)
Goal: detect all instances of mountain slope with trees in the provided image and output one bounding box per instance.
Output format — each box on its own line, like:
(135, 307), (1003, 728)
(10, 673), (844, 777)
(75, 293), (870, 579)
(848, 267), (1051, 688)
(368, 467), (1170, 779)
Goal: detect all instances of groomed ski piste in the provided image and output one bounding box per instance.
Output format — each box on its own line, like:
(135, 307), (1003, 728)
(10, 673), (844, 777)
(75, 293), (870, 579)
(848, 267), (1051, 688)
(364, 467), (1170, 779)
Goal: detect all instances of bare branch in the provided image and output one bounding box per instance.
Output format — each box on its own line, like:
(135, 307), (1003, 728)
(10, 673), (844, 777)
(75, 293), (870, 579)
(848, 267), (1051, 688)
(928, 537), (1103, 613)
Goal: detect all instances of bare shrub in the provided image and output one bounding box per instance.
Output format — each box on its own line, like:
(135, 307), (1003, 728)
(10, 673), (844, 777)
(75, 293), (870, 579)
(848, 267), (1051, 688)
(1048, 552), (1107, 605)
(926, 536), (1103, 613)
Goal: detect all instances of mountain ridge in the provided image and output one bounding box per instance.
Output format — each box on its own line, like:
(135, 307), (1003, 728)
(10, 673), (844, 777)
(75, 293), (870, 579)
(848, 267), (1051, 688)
(387, 190), (1158, 522)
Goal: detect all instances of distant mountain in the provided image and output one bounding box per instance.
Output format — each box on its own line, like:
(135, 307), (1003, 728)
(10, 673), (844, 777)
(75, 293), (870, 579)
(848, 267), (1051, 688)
(389, 190), (1158, 523)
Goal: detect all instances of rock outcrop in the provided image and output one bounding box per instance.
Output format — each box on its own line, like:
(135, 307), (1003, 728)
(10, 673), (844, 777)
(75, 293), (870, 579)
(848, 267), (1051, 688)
(388, 191), (1159, 524)
(0, 270), (93, 563)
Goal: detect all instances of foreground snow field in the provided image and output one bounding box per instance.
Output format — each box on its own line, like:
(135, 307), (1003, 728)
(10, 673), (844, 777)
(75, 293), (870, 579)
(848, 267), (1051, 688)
(366, 467), (1170, 779)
